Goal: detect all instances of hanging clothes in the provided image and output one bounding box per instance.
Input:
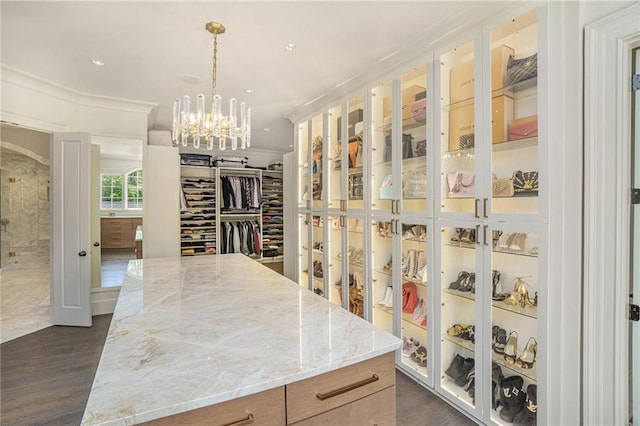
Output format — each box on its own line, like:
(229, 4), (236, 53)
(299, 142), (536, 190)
(220, 221), (262, 255)
(220, 176), (262, 210)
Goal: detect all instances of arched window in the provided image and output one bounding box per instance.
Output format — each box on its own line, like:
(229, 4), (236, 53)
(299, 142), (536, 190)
(101, 168), (143, 210)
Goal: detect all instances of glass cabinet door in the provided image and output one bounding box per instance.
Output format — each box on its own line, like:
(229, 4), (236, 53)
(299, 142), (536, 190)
(347, 95), (365, 211)
(298, 213), (310, 288)
(399, 220), (429, 379)
(371, 81), (394, 214)
(372, 218), (394, 334)
(298, 121), (310, 209)
(400, 65), (429, 215)
(489, 9), (539, 217)
(440, 41), (478, 215)
(346, 215), (366, 319)
(440, 223), (478, 409)
(328, 105), (343, 210)
(488, 226), (539, 425)
(311, 214), (324, 296)
(327, 214), (344, 306)
(311, 113), (324, 210)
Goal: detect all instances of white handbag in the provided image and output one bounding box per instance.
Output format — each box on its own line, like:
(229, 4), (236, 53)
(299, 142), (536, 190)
(447, 171), (475, 198)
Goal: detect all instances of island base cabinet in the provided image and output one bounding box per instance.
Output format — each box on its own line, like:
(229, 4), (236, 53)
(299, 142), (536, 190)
(140, 386), (285, 426)
(289, 386), (396, 426)
(285, 352), (396, 424)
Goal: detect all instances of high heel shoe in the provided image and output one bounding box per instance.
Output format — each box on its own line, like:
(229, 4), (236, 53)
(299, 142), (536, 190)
(515, 337), (537, 369)
(449, 271), (469, 290)
(492, 270), (508, 301)
(460, 272), (476, 293)
(503, 331), (518, 364)
(504, 276), (535, 308)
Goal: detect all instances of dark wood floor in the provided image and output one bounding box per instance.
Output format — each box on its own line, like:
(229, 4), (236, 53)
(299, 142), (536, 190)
(1, 315), (474, 425)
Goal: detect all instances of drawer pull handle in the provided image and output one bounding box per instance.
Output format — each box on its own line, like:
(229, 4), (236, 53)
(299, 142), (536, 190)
(315, 374), (379, 401)
(221, 413), (254, 426)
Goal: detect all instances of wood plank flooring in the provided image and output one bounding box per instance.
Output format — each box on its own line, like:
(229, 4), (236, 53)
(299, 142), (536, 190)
(1, 314), (475, 425)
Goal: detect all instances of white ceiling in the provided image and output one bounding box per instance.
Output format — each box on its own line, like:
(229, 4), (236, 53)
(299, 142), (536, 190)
(1, 1), (520, 153)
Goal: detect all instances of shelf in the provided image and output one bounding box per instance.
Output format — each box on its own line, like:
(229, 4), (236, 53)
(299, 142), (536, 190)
(442, 334), (475, 353)
(400, 356), (428, 379)
(491, 299), (538, 319)
(492, 350), (538, 383)
(402, 312), (427, 329)
(492, 136), (538, 152)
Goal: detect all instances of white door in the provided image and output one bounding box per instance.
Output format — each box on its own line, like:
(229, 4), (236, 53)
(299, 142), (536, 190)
(90, 145), (101, 288)
(632, 46), (640, 426)
(50, 132), (92, 326)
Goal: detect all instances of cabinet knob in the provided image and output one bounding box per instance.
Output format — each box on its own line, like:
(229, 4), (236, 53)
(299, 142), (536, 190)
(93, 242), (100, 247)
(78, 250), (87, 257)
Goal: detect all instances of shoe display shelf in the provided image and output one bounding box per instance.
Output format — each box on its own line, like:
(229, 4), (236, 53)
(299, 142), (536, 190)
(180, 165), (217, 256)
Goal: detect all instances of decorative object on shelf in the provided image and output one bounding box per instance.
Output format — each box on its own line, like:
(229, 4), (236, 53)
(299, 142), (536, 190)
(447, 171), (475, 198)
(512, 170), (539, 193)
(509, 115), (538, 140)
(492, 174), (515, 197)
(172, 22), (252, 151)
(506, 53), (538, 85)
(404, 166), (427, 199)
(499, 375), (527, 422)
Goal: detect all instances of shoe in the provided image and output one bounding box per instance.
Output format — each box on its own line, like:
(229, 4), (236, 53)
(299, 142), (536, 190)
(499, 233), (514, 249)
(492, 230), (503, 248)
(313, 288), (324, 296)
(491, 363), (505, 410)
(411, 346), (427, 367)
(378, 286), (393, 306)
(449, 271), (469, 290)
(447, 324), (469, 338)
(503, 331), (519, 364)
(492, 326), (508, 354)
(515, 337), (537, 369)
(445, 354), (465, 381)
(455, 357), (475, 387)
(458, 272), (475, 292)
(415, 251), (426, 280)
(412, 299), (424, 321)
(514, 384), (537, 426)
(451, 228), (463, 242)
(499, 376), (526, 422)
(492, 270), (508, 301)
(401, 337), (420, 357)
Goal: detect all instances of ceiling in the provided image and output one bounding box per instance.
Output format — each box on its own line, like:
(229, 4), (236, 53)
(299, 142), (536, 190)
(1, 1), (520, 153)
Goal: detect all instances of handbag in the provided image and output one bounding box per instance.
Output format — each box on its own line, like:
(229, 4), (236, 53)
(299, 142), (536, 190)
(383, 134), (393, 163)
(380, 174), (394, 199)
(348, 135), (362, 168)
(512, 170), (539, 193)
(404, 167), (427, 199)
(402, 133), (413, 160)
(447, 171), (475, 198)
(509, 115), (538, 140)
(492, 174), (515, 197)
(507, 53), (537, 85)
(459, 133), (475, 150)
(413, 139), (427, 157)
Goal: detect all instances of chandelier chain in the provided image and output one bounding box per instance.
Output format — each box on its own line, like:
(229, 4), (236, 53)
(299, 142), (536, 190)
(212, 33), (217, 97)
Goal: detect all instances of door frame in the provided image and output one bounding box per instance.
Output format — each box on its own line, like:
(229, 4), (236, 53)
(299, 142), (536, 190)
(584, 3), (640, 425)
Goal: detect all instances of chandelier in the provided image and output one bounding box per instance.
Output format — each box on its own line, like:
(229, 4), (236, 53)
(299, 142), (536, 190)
(172, 22), (251, 151)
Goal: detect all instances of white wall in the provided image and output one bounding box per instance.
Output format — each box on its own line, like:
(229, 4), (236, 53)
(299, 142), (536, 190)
(100, 157), (142, 175)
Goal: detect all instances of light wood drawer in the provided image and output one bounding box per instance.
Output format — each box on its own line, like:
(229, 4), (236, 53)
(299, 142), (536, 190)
(289, 386), (396, 426)
(286, 352), (395, 424)
(140, 386), (285, 426)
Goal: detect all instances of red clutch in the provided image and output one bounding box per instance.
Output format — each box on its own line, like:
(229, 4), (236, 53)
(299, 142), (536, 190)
(509, 115), (538, 140)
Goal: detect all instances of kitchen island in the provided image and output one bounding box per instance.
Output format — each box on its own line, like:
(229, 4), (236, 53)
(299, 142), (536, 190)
(81, 254), (402, 425)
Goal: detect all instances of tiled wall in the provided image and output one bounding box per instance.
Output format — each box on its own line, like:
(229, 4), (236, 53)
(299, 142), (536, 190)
(1, 151), (49, 268)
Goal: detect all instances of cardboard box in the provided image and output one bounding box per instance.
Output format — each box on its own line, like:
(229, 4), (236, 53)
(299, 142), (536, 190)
(448, 93), (513, 150)
(449, 45), (514, 104)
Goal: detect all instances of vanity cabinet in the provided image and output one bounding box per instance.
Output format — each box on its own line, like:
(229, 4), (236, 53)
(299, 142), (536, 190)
(100, 217), (142, 249)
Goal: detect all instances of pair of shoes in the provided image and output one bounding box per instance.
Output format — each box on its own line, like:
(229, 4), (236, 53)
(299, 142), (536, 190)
(458, 272), (476, 293)
(401, 337), (420, 357)
(499, 232), (528, 252)
(492, 270), (508, 301)
(492, 325), (508, 354)
(449, 271), (469, 290)
(513, 384), (537, 426)
(503, 332), (538, 369)
(378, 286), (393, 307)
(504, 276), (536, 308)
(445, 354), (475, 387)
(411, 346), (427, 367)
(450, 227), (476, 243)
(411, 225), (427, 240)
(411, 298), (426, 321)
(312, 261), (323, 278)
(499, 376), (527, 422)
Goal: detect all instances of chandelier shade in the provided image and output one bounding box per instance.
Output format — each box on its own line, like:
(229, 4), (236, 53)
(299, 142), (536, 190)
(172, 22), (251, 151)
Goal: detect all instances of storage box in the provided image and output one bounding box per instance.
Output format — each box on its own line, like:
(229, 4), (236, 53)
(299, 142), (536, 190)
(337, 109), (364, 140)
(382, 85), (425, 123)
(449, 45), (514, 104)
(448, 92), (513, 150)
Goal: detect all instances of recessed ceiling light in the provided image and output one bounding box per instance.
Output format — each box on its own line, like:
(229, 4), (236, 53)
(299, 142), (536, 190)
(91, 59), (105, 66)
(244, 88), (254, 94)
(264, 128), (271, 132)
(284, 43), (296, 52)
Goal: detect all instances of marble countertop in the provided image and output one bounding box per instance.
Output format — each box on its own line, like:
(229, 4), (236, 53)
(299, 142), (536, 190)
(81, 254), (401, 426)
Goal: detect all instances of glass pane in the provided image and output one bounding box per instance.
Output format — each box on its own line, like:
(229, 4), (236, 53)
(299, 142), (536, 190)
(347, 95), (365, 210)
(311, 113), (324, 209)
(311, 214), (324, 296)
(328, 105), (343, 210)
(298, 121), (309, 208)
(346, 216), (365, 319)
(490, 227), (538, 425)
(327, 214), (343, 306)
(372, 219), (393, 333)
(298, 213), (310, 288)
(400, 221), (428, 379)
(441, 42), (477, 214)
(401, 66), (429, 214)
(440, 225), (477, 408)
(490, 9), (539, 215)
(371, 81), (394, 213)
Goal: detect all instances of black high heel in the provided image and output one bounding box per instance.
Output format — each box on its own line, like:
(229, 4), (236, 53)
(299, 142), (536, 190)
(492, 270), (508, 301)
(458, 272), (475, 292)
(449, 271), (469, 290)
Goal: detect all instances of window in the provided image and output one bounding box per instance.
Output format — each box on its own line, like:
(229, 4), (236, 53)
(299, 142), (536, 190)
(101, 169), (143, 210)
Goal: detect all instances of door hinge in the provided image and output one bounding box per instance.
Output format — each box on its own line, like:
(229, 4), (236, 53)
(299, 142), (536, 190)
(631, 304), (640, 322)
(633, 188), (640, 204)
(633, 74), (640, 91)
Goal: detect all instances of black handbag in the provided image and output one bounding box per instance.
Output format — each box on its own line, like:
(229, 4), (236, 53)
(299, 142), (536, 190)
(383, 134), (393, 163)
(512, 170), (539, 193)
(507, 53), (537, 85)
(402, 133), (413, 160)
(459, 133), (475, 150)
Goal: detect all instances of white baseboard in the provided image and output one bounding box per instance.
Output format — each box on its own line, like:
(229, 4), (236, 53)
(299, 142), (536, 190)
(91, 286), (120, 316)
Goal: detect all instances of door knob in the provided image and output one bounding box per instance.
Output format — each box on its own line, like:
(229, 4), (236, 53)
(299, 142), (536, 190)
(93, 242), (100, 247)
(78, 250), (87, 257)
